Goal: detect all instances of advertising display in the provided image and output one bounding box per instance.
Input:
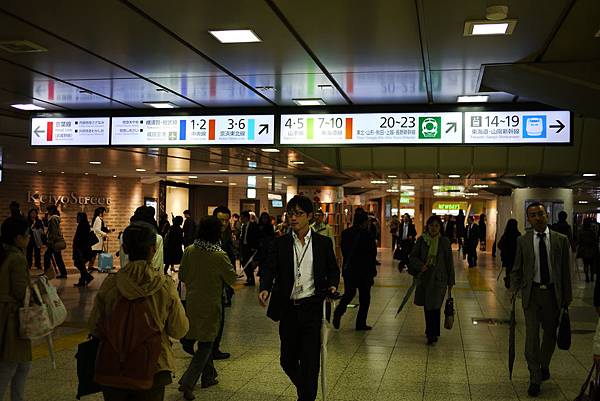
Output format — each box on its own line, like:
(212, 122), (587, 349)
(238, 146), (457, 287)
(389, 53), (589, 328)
(111, 115), (274, 145)
(31, 117), (110, 146)
(280, 112), (463, 145)
(464, 110), (570, 144)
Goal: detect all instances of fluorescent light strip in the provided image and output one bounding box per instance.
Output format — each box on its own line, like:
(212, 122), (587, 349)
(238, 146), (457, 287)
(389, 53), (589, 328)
(457, 95), (489, 103)
(583, 173), (597, 177)
(293, 98), (326, 106)
(89, 161), (101, 165)
(209, 30), (261, 43)
(144, 102), (177, 109)
(11, 104), (45, 111)
(261, 148), (280, 153)
(26, 161), (38, 164)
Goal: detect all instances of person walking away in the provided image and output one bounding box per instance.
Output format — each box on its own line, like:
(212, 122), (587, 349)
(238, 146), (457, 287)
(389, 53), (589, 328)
(389, 215), (400, 251)
(25, 209), (43, 270)
(89, 207), (108, 272)
(479, 214), (487, 251)
(510, 202), (572, 397)
(456, 210), (466, 254)
(182, 210), (196, 248)
(552, 211), (574, 251)
(88, 222), (189, 401)
(408, 215), (454, 345)
(577, 218), (599, 283)
(256, 212), (275, 278)
(164, 216), (184, 275)
(498, 219), (521, 288)
(333, 208), (377, 330)
(178, 217), (237, 400)
(158, 213), (170, 239)
(258, 195), (339, 401)
(239, 211), (259, 286)
(0, 216), (32, 401)
(43, 205), (68, 278)
(119, 206), (164, 272)
(311, 210), (336, 254)
(464, 216), (479, 268)
(73, 212), (94, 287)
(398, 214), (417, 271)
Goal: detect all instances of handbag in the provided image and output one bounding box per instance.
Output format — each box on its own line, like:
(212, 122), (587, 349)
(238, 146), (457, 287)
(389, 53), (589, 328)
(444, 296), (455, 330)
(19, 283), (53, 339)
(88, 231), (99, 247)
(557, 307), (571, 350)
(574, 361), (600, 401)
(52, 237), (67, 251)
(36, 276), (67, 328)
(75, 336), (102, 400)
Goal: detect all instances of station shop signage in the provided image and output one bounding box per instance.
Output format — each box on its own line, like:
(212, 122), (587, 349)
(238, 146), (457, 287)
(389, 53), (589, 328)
(280, 112), (463, 145)
(111, 115), (274, 146)
(27, 191), (112, 206)
(31, 117), (110, 146)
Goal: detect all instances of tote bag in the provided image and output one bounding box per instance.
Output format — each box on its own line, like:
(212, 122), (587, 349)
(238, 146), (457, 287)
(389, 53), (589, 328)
(19, 283), (53, 339)
(37, 276), (67, 328)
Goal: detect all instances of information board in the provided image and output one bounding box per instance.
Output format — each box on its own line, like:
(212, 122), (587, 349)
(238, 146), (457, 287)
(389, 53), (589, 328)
(111, 115), (274, 145)
(280, 112), (462, 145)
(31, 117), (110, 146)
(464, 110), (570, 144)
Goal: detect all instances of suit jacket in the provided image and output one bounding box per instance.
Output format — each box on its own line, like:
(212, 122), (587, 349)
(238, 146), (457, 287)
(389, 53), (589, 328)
(398, 223), (417, 241)
(510, 229), (572, 309)
(240, 221), (259, 250)
(341, 226), (377, 285)
(465, 223), (479, 245)
(259, 232), (340, 322)
(443, 221), (455, 238)
(183, 217), (196, 246)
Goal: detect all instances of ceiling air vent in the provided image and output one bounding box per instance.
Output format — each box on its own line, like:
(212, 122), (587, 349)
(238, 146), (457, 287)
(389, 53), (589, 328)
(0, 40), (47, 53)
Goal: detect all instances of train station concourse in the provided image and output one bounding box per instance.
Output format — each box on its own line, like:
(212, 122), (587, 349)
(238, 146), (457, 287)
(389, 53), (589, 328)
(0, 1), (599, 401)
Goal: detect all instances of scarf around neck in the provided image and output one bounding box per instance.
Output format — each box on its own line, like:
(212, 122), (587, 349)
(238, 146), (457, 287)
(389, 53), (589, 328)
(193, 239), (222, 253)
(422, 232), (440, 267)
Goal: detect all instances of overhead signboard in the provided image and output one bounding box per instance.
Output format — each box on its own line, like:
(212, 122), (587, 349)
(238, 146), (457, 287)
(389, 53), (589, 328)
(111, 115), (274, 146)
(31, 117), (110, 146)
(464, 110), (570, 144)
(280, 112), (462, 145)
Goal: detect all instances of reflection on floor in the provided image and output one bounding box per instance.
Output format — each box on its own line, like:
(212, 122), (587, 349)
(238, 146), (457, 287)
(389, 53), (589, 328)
(26, 248), (595, 401)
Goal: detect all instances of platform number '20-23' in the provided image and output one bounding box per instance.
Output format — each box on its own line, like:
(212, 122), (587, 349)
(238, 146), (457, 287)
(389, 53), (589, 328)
(379, 116), (416, 129)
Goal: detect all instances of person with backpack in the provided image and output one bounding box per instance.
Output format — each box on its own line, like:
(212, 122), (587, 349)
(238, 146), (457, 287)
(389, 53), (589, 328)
(178, 217), (237, 400)
(88, 222), (189, 401)
(0, 216), (32, 401)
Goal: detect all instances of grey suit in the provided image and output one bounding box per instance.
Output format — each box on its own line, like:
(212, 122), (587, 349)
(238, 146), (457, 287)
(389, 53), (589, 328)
(510, 229), (572, 384)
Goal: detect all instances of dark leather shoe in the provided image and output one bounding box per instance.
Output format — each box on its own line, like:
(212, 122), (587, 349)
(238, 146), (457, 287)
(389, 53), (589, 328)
(355, 325), (372, 331)
(541, 367), (550, 381)
(213, 351), (230, 360)
(528, 383), (540, 397)
(178, 385), (195, 400)
(200, 378), (219, 388)
(332, 313), (341, 329)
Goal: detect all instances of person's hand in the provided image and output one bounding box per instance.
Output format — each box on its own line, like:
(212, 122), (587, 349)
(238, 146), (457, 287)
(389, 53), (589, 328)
(328, 286), (337, 295)
(258, 290), (270, 307)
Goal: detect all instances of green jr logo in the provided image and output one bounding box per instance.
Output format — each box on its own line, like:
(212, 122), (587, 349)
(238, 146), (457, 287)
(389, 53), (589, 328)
(418, 117), (441, 139)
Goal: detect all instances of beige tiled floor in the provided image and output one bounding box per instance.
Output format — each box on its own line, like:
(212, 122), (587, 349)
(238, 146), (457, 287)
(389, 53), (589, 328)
(22, 247), (596, 400)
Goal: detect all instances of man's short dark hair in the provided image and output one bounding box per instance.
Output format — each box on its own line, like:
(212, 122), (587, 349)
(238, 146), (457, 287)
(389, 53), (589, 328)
(558, 210), (568, 221)
(286, 195), (313, 215)
(526, 202), (546, 214)
(212, 206), (231, 218)
(196, 216), (222, 244)
(353, 208), (368, 227)
(183, 210), (191, 216)
(123, 222), (156, 261)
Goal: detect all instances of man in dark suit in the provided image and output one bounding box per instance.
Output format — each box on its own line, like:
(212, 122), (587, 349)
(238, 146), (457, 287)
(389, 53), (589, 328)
(443, 214), (455, 240)
(464, 216), (479, 267)
(398, 213), (417, 270)
(182, 210), (196, 247)
(258, 195), (339, 401)
(239, 210), (259, 286)
(511, 202), (572, 397)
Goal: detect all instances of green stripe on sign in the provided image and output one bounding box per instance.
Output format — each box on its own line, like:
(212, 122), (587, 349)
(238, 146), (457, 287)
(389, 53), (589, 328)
(307, 118), (314, 140)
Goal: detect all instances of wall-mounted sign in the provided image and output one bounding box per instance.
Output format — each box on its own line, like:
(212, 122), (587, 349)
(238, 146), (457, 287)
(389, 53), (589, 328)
(28, 191), (112, 206)
(31, 117), (110, 146)
(111, 115), (274, 145)
(280, 112), (462, 145)
(464, 110), (570, 144)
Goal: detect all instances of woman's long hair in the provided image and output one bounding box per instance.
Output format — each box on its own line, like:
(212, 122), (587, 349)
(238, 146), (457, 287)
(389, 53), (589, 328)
(503, 219), (520, 237)
(77, 212), (90, 232)
(0, 216), (29, 266)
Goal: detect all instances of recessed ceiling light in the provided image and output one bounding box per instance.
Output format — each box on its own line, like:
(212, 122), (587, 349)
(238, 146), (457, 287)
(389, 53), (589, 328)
(371, 180), (388, 185)
(218, 169), (229, 172)
(11, 103), (45, 111)
(516, 173), (526, 177)
(401, 185), (415, 191)
(209, 29), (261, 43)
(188, 175), (198, 179)
(578, 200), (589, 204)
(144, 101), (178, 109)
(263, 176), (272, 179)
(291, 161), (305, 165)
(37, 170), (42, 173)
(387, 175), (397, 178)
(583, 173), (597, 177)
(473, 184), (489, 188)
(135, 168), (146, 172)
(113, 175), (117, 178)
(84, 172), (89, 175)
(25, 161), (38, 164)
(448, 174), (461, 178)
(229, 182), (237, 186)
(457, 95), (489, 103)
(386, 189), (400, 193)
(89, 161), (101, 165)
(293, 98), (326, 106)
(60, 171), (64, 174)
(464, 192), (479, 196)
(214, 180), (224, 183)
(464, 20), (517, 36)
(261, 148), (280, 153)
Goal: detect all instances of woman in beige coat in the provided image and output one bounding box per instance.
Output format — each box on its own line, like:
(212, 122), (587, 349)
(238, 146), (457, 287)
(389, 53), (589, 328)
(178, 217), (237, 401)
(0, 216), (32, 401)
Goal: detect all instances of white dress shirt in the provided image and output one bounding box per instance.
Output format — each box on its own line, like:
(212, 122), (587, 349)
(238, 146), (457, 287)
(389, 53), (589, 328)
(532, 226), (552, 283)
(291, 229), (315, 300)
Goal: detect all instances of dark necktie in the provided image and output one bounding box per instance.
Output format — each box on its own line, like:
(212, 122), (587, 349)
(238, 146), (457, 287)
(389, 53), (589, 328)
(537, 232), (550, 284)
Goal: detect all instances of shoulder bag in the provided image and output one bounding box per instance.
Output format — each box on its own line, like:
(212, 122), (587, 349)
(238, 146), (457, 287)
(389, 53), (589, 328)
(36, 275), (67, 328)
(19, 282), (53, 339)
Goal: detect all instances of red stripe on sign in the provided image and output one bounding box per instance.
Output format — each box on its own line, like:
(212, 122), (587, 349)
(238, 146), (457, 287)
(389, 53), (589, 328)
(209, 119), (215, 140)
(48, 80), (55, 101)
(47, 122), (53, 141)
(345, 118), (353, 139)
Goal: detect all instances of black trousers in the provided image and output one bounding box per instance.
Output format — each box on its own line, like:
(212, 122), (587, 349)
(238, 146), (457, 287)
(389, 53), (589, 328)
(26, 239), (41, 268)
(391, 235), (399, 251)
(399, 239), (413, 267)
(424, 308), (441, 338)
(334, 282), (372, 328)
(279, 301), (322, 401)
(44, 248), (68, 276)
(465, 243), (477, 267)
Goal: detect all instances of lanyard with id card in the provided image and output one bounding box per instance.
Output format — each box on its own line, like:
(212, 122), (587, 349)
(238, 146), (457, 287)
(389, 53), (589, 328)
(292, 236), (312, 297)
